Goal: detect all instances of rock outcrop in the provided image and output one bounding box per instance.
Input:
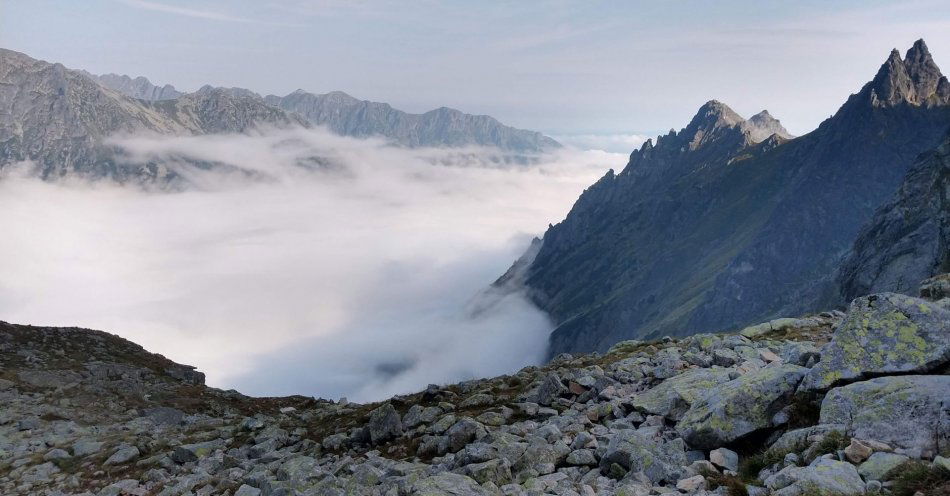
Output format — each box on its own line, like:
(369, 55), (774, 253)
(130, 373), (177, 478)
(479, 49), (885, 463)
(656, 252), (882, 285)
(836, 132), (950, 301)
(3, 275), (949, 495)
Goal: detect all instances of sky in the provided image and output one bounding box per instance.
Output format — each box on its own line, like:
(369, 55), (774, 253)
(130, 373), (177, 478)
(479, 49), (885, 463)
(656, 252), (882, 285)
(3, 0), (950, 138)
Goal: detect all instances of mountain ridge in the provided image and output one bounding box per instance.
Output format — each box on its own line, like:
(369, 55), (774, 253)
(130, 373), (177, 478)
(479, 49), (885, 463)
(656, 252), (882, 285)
(504, 39), (950, 357)
(265, 88), (561, 152)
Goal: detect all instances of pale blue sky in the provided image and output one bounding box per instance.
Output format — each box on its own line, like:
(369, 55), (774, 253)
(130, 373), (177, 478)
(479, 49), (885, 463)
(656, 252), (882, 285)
(3, 0), (950, 137)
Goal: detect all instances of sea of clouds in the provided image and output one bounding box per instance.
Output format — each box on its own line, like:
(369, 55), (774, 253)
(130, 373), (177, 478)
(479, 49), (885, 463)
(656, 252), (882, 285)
(0, 128), (623, 402)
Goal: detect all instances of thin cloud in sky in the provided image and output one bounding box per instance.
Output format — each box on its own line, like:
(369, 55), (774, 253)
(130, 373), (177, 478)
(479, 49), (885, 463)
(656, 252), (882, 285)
(115, 0), (260, 24)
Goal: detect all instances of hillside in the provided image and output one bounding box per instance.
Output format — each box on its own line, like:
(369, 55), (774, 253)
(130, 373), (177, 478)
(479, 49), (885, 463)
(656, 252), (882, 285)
(502, 39), (950, 356)
(2, 275), (949, 495)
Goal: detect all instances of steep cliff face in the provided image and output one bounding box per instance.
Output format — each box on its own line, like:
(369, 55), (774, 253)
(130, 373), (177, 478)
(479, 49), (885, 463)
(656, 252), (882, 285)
(509, 40), (950, 356)
(836, 134), (950, 300)
(268, 89), (561, 152)
(0, 49), (305, 182)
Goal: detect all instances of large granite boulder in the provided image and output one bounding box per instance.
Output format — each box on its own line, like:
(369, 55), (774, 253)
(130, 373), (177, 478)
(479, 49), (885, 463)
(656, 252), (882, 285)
(630, 367), (733, 421)
(599, 430), (687, 484)
(411, 473), (496, 496)
(366, 402), (403, 445)
(800, 293), (950, 392)
(764, 458), (866, 495)
(819, 375), (950, 458)
(676, 364), (808, 449)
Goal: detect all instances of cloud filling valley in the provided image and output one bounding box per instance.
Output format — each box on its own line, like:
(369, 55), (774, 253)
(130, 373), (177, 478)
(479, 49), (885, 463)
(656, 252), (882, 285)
(0, 128), (620, 402)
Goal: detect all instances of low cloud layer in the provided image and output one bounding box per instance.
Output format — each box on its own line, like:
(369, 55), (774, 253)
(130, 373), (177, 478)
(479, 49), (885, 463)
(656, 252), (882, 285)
(0, 128), (620, 402)
(553, 133), (650, 153)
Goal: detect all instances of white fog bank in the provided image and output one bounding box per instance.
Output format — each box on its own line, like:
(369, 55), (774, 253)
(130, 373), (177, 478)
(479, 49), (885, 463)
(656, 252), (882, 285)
(0, 128), (621, 402)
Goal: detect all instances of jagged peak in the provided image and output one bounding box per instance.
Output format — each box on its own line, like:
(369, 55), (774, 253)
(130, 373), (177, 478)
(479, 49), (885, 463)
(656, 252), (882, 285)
(676, 100), (748, 151)
(689, 100), (745, 128)
(867, 39), (948, 107)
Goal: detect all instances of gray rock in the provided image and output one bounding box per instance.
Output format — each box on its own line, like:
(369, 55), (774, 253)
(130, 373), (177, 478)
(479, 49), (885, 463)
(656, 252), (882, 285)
(819, 375), (950, 457)
(104, 445), (140, 465)
(463, 459), (512, 485)
(98, 479), (142, 496)
(276, 455), (323, 483)
(43, 448), (70, 461)
(234, 484), (262, 496)
(142, 406), (185, 426)
(17, 417), (40, 431)
(537, 373), (568, 407)
(240, 417), (266, 431)
(599, 430), (687, 484)
(367, 402), (403, 445)
(677, 364), (808, 449)
(630, 368), (732, 421)
(565, 449), (598, 466)
(412, 472), (496, 495)
(446, 418), (485, 453)
(403, 405), (442, 428)
(709, 447), (738, 472)
(72, 439), (105, 457)
(799, 293), (950, 392)
(765, 458), (865, 495)
(857, 452), (909, 481)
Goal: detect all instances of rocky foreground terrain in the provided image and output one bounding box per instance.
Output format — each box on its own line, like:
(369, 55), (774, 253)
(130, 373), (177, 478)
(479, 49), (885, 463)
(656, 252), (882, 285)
(2, 276), (949, 496)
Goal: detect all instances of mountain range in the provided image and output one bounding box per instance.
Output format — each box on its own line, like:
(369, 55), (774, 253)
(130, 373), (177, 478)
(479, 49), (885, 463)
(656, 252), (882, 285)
(264, 89), (560, 151)
(499, 39), (950, 357)
(0, 49), (559, 183)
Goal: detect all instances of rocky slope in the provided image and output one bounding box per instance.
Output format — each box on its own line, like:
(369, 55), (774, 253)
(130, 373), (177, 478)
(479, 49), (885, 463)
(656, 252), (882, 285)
(0, 48), (305, 183)
(836, 132), (950, 301)
(265, 90), (561, 152)
(2, 275), (949, 496)
(503, 39), (950, 357)
(83, 73), (182, 101)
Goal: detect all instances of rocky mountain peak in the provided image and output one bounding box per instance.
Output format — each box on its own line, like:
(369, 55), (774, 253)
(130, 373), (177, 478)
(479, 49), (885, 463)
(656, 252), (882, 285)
(679, 100), (747, 150)
(746, 110), (793, 142)
(869, 39), (950, 107)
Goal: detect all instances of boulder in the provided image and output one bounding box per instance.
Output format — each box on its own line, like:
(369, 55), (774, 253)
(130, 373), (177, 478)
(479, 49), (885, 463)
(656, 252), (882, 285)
(367, 402), (403, 445)
(446, 418), (486, 453)
(104, 445), (140, 465)
(709, 447), (738, 472)
(598, 430), (687, 484)
(72, 439), (104, 457)
(676, 475), (707, 492)
(857, 452), (909, 481)
(843, 438), (873, 464)
(412, 473), (495, 496)
(234, 485), (262, 496)
(819, 375), (950, 458)
(536, 373), (568, 406)
(676, 364), (808, 449)
(462, 459), (512, 485)
(764, 458), (865, 495)
(799, 293), (950, 392)
(630, 367), (732, 421)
